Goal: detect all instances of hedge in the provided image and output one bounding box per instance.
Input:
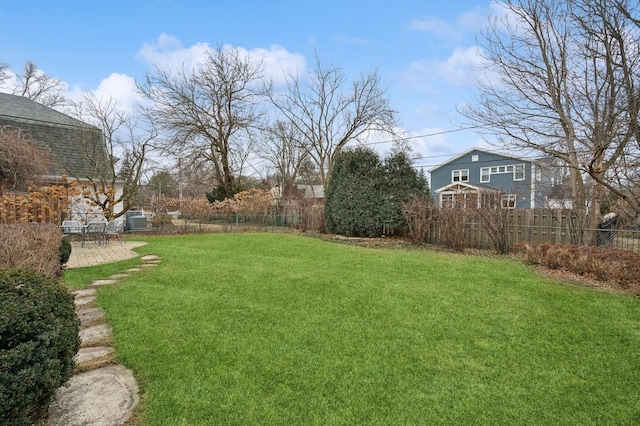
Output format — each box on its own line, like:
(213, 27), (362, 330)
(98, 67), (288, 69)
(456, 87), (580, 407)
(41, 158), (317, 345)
(0, 268), (80, 425)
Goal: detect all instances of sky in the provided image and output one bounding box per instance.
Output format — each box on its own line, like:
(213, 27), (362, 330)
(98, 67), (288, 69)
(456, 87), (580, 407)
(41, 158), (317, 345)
(0, 0), (501, 172)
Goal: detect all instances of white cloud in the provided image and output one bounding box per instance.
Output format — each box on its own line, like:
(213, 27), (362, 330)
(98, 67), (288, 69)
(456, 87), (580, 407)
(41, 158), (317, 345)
(408, 18), (459, 39)
(434, 46), (486, 84)
(232, 44), (306, 87)
(401, 45), (486, 93)
(65, 73), (142, 117)
(0, 70), (18, 93)
(408, 127), (454, 157)
(458, 8), (490, 32)
(135, 34), (305, 88)
(136, 33), (210, 72)
(408, 6), (489, 40)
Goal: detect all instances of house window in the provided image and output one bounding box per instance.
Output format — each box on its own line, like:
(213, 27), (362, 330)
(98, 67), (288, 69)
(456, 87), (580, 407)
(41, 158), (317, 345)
(480, 167), (490, 183)
(514, 164), (525, 180)
(501, 194), (517, 209)
(472, 155), (479, 162)
(452, 169), (469, 182)
(441, 193), (454, 208)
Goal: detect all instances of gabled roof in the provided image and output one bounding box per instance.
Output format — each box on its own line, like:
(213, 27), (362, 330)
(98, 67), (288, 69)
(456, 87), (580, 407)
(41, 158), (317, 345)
(434, 182), (501, 194)
(428, 147), (539, 173)
(0, 92), (111, 180)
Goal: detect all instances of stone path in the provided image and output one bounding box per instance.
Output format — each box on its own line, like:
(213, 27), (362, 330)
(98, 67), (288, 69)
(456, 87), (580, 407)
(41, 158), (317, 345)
(49, 254), (161, 426)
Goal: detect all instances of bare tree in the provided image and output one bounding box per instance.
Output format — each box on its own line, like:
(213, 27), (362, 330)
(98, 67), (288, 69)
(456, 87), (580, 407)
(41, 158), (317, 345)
(256, 120), (309, 199)
(269, 56), (397, 188)
(12, 61), (67, 108)
(137, 46), (265, 201)
(460, 0), (640, 239)
(0, 126), (51, 194)
(0, 61), (9, 86)
(73, 94), (154, 220)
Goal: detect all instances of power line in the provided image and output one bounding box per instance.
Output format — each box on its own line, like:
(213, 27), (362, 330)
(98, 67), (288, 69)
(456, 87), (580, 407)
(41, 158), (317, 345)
(359, 126), (481, 146)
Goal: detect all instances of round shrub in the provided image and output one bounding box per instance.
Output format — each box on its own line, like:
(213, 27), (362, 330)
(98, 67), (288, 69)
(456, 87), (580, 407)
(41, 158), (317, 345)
(0, 268), (80, 425)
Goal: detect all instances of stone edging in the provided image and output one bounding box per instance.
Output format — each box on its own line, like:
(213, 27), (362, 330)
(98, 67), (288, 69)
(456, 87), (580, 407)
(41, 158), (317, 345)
(48, 254), (161, 426)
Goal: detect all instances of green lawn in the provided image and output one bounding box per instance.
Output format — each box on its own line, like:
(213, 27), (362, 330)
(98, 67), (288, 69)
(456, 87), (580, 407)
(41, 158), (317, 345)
(64, 233), (640, 425)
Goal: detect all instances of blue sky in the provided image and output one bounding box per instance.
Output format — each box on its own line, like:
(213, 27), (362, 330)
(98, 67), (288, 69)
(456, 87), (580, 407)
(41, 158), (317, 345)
(0, 0), (499, 170)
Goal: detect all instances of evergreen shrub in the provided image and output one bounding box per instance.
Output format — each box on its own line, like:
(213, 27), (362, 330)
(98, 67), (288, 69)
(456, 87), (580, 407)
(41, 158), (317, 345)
(324, 147), (429, 237)
(59, 237), (72, 266)
(0, 268), (80, 425)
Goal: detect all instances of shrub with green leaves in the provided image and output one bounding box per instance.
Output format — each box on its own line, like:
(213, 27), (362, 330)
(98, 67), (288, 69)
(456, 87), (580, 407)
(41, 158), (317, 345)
(0, 268), (80, 425)
(324, 147), (429, 237)
(59, 237), (72, 267)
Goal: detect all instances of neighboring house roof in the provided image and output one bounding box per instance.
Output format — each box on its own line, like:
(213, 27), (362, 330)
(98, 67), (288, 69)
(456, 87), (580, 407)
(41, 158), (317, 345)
(428, 147), (539, 173)
(0, 92), (111, 180)
(270, 184), (324, 200)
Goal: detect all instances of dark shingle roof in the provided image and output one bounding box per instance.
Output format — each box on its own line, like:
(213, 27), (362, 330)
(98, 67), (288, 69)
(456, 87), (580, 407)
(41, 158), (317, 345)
(0, 92), (111, 180)
(0, 92), (87, 127)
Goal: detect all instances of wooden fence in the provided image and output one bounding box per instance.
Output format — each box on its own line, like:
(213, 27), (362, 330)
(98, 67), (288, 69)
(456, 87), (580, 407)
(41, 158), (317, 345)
(425, 208), (640, 252)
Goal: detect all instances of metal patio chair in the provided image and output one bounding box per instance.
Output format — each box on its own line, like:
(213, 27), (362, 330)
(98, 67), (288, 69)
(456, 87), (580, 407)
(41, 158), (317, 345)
(82, 221), (106, 247)
(104, 220), (124, 244)
(61, 220), (85, 242)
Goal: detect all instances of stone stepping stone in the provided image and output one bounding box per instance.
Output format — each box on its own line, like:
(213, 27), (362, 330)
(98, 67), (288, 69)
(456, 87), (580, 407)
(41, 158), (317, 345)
(141, 254), (160, 262)
(77, 307), (106, 329)
(72, 289), (97, 298)
(90, 279), (119, 287)
(123, 267), (143, 272)
(74, 297), (96, 309)
(49, 365), (139, 426)
(74, 347), (115, 373)
(75, 346), (114, 364)
(108, 273), (130, 280)
(79, 323), (112, 348)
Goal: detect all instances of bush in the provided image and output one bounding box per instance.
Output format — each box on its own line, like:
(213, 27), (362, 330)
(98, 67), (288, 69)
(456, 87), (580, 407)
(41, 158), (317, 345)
(0, 268), (80, 425)
(402, 195), (437, 244)
(0, 224), (63, 278)
(59, 238), (72, 266)
(439, 208), (468, 252)
(513, 242), (640, 292)
(151, 214), (173, 227)
(324, 147), (429, 237)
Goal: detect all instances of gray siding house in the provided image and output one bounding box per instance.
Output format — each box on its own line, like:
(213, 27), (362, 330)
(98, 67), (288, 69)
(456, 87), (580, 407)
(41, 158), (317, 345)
(429, 147), (553, 209)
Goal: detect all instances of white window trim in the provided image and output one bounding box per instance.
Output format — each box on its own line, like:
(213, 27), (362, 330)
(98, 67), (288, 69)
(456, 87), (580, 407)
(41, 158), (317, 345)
(501, 194), (517, 209)
(482, 163), (527, 181)
(452, 169), (469, 183)
(441, 193), (455, 208)
(480, 167), (490, 183)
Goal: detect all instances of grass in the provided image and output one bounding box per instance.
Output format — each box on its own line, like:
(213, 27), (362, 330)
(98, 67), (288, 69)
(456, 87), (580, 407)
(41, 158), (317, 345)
(63, 257), (143, 290)
(64, 233), (640, 425)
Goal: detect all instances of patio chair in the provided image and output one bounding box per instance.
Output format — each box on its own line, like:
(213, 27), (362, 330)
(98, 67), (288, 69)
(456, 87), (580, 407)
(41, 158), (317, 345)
(105, 220), (124, 244)
(61, 220), (85, 242)
(82, 221), (106, 247)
